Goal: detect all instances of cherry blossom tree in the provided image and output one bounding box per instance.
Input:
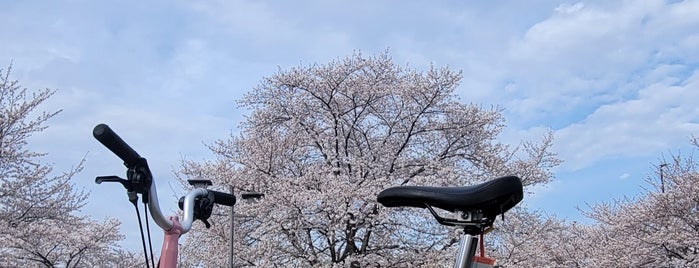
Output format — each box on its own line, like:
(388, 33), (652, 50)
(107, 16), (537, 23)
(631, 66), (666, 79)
(488, 208), (596, 267)
(177, 52), (559, 266)
(0, 64), (137, 267)
(578, 152), (699, 267)
(490, 139), (699, 267)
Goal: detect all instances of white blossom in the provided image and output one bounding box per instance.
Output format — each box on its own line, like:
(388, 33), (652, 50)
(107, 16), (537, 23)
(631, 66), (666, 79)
(177, 52), (559, 267)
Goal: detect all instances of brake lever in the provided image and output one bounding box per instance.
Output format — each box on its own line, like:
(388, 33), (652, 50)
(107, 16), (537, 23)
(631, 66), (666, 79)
(95, 176), (129, 188)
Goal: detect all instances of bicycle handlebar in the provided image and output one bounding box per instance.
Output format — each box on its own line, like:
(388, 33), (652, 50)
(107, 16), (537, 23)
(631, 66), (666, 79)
(93, 124), (176, 231)
(211, 190), (236, 206)
(93, 124), (142, 168)
(93, 123), (235, 234)
(147, 181), (176, 231)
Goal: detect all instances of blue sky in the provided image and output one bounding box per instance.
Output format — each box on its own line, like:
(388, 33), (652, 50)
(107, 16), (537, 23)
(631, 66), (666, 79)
(2, 0), (698, 252)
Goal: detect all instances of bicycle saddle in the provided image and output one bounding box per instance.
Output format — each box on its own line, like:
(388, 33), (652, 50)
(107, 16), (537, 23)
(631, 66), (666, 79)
(377, 176), (523, 219)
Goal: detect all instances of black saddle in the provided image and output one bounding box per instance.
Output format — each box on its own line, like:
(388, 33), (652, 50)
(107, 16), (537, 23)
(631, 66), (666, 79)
(377, 176), (523, 220)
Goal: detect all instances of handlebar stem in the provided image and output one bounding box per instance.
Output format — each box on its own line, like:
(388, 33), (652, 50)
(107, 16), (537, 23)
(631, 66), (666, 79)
(147, 180), (175, 231)
(179, 188), (208, 233)
(149, 187), (208, 234)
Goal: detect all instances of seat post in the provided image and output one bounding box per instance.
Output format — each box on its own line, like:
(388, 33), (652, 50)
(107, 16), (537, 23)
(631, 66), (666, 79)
(453, 233), (478, 268)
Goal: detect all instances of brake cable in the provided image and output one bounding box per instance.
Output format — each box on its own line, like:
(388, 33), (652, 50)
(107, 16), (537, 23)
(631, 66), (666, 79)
(127, 193), (151, 267)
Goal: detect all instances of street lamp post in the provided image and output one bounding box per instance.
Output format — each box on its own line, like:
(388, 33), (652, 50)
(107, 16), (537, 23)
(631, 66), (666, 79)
(229, 186), (235, 268)
(660, 163), (668, 193)
(229, 190), (264, 268)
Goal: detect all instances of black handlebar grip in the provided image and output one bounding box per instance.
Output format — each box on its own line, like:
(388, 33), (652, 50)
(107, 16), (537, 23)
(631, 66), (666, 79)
(93, 124), (142, 168)
(210, 190), (236, 207)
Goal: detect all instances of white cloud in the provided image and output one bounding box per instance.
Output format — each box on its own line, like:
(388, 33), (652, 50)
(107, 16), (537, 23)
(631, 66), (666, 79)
(554, 70), (699, 170)
(499, 0), (698, 122)
(464, 0), (699, 171)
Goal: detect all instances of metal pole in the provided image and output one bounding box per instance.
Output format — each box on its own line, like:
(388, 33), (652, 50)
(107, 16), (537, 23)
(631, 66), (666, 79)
(453, 234), (478, 268)
(229, 186), (235, 268)
(660, 163), (667, 193)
